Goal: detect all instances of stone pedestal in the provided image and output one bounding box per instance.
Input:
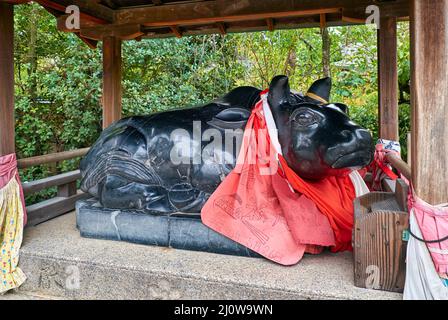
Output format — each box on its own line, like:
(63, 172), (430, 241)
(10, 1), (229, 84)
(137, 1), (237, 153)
(76, 199), (258, 258)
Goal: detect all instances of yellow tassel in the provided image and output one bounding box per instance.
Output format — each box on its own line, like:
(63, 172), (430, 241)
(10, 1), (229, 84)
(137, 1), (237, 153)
(305, 92), (328, 104)
(0, 177), (26, 294)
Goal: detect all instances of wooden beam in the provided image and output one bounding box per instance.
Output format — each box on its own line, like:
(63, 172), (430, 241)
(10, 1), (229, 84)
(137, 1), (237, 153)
(0, 2), (15, 156)
(37, 4), (99, 48)
(115, 0), (343, 27)
(49, 0), (410, 40)
(56, 13), (99, 31)
(22, 170), (81, 195)
(341, 15), (365, 24)
(79, 23), (144, 40)
(78, 36), (98, 49)
(319, 13), (326, 30)
(386, 153), (411, 182)
(378, 16), (399, 141)
(97, 0), (118, 10)
(36, 0), (110, 24)
(141, 14), (345, 39)
(68, 0), (114, 22)
(17, 148), (90, 169)
(102, 36), (122, 128)
(169, 25), (182, 38)
(411, 0), (448, 204)
(216, 22), (227, 35)
(26, 191), (89, 227)
(266, 18), (274, 31)
(343, 0), (410, 21)
(57, 181), (77, 197)
(2, 0), (30, 4)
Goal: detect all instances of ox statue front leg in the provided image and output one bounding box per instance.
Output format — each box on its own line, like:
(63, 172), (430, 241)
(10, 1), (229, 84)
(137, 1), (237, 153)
(99, 175), (170, 213)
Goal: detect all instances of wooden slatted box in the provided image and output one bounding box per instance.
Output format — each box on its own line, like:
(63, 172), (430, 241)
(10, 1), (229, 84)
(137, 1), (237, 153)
(353, 179), (409, 293)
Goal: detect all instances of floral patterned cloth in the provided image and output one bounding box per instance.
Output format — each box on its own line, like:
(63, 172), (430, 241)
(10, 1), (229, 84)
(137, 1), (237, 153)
(0, 154), (26, 294)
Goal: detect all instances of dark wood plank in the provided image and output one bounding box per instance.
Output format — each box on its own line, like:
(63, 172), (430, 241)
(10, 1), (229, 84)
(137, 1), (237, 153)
(115, 0), (343, 27)
(169, 25), (182, 38)
(140, 14), (348, 39)
(26, 191), (90, 227)
(382, 178), (396, 193)
(216, 22), (226, 35)
(410, 0), (448, 204)
(0, 2), (15, 156)
(23, 0), (411, 40)
(395, 179), (409, 212)
(343, 0), (410, 21)
(58, 0), (410, 40)
(80, 23), (144, 40)
(102, 36), (122, 128)
(3, 0), (31, 4)
(114, 0), (410, 27)
(378, 16), (399, 141)
(57, 181), (78, 197)
(22, 170), (81, 195)
(36, 0), (111, 24)
(67, 0), (114, 22)
(266, 18), (274, 31)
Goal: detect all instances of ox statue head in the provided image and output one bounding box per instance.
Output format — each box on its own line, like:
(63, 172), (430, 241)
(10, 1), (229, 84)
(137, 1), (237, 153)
(268, 75), (374, 180)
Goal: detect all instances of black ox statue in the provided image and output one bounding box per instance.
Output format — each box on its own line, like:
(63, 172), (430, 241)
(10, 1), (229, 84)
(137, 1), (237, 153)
(80, 76), (374, 215)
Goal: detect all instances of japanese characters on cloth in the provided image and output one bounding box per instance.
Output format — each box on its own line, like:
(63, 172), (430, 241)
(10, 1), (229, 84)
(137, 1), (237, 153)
(404, 189), (448, 300)
(369, 139), (401, 191)
(0, 153), (27, 294)
(201, 91), (369, 265)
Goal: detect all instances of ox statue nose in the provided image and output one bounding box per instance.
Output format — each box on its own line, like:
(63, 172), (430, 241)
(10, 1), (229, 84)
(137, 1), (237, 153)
(355, 128), (373, 141)
(326, 127), (374, 169)
(355, 128), (374, 150)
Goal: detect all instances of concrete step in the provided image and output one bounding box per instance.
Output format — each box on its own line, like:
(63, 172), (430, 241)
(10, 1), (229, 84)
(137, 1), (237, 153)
(0, 291), (64, 300)
(16, 212), (402, 300)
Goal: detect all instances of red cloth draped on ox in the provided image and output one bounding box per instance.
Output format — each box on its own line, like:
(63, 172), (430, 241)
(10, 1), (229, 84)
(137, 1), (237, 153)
(201, 92), (358, 265)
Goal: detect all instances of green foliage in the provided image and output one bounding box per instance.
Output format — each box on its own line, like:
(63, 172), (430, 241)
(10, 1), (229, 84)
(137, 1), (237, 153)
(13, 3), (411, 205)
(122, 35), (245, 115)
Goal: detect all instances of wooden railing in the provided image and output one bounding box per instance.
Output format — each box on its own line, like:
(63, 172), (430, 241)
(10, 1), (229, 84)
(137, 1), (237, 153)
(380, 153), (412, 193)
(19, 148), (90, 227)
(17, 148), (90, 169)
(386, 153), (411, 181)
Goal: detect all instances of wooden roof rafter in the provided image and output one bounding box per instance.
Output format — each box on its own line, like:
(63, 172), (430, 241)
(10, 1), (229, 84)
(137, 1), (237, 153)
(5, 0), (411, 44)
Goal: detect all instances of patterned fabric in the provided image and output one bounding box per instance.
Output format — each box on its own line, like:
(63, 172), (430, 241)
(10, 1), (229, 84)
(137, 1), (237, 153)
(201, 91), (369, 265)
(378, 138), (401, 154)
(409, 190), (448, 277)
(404, 209), (448, 300)
(369, 139), (401, 191)
(0, 154), (26, 225)
(0, 154), (27, 294)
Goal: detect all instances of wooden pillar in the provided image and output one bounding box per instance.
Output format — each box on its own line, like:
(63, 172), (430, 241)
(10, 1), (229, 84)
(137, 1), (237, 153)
(378, 16), (399, 141)
(0, 3), (15, 155)
(102, 36), (122, 129)
(411, 0), (448, 204)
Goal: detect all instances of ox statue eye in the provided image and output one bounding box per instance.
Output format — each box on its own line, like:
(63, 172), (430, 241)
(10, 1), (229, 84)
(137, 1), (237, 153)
(291, 109), (320, 126)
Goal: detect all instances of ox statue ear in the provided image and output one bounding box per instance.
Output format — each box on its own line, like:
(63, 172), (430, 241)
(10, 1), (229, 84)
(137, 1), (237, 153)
(268, 75), (290, 111)
(332, 103), (349, 115)
(306, 77), (332, 104)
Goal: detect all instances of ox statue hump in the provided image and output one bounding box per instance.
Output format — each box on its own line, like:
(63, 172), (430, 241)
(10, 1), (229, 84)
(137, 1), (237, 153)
(80, 75), (374, 215)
